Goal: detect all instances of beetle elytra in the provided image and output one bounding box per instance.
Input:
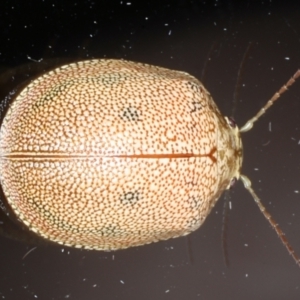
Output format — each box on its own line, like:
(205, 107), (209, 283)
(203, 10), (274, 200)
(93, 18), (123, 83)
(0, 59), (299, 265)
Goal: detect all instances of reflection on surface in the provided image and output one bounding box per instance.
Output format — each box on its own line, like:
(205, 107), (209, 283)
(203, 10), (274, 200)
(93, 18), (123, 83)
(0, 1), (300, 299)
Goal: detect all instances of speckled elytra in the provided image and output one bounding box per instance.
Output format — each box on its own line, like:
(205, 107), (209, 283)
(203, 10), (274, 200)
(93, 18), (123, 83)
(0, 59), (299, 264)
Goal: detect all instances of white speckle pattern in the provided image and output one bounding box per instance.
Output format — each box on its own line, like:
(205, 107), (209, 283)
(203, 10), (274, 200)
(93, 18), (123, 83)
(0, 59), (242, 250)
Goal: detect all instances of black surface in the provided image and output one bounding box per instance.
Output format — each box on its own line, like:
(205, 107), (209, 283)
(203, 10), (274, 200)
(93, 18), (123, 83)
(0, 1), (300, 299)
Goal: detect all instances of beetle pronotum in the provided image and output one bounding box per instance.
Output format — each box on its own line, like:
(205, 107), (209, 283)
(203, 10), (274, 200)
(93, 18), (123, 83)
(0, 59), (299, 265)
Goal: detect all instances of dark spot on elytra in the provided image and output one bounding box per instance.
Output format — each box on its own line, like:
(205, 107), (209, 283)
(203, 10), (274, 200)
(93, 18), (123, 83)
(99, 224), (119, 235)
(187, 217), (199, 229)
(187, 81), (200, 93)
(100, 76), (122, 87)
(120, 106), (141, 121)
(190, 101), (202, 113)
(188, 196), (202, 209)
(120, 191), (140, 205)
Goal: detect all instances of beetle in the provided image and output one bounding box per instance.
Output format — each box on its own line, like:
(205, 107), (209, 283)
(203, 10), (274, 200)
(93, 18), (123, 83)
(0, 59), (299, 264)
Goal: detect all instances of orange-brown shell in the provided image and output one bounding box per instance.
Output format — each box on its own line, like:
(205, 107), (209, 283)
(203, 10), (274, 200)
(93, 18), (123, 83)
(0, 59), (242, 250)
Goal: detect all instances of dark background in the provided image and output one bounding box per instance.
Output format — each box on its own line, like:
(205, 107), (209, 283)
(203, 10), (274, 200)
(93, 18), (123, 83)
(1, 0), (300, 299)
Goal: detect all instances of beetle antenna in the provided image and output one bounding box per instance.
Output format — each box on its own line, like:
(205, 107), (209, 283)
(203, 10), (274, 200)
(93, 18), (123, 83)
(240, 70), (300, 132)
(240, 174), (300, 267)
